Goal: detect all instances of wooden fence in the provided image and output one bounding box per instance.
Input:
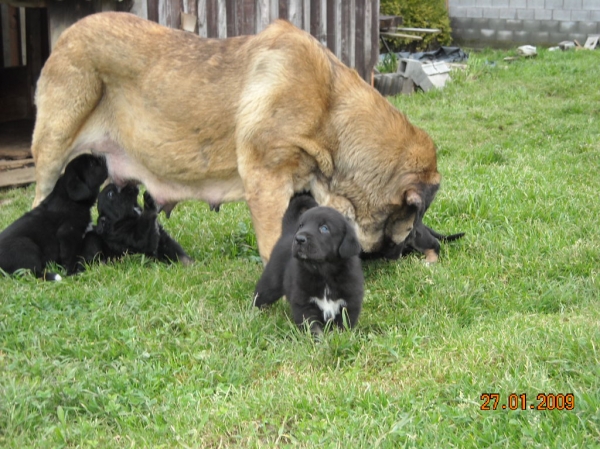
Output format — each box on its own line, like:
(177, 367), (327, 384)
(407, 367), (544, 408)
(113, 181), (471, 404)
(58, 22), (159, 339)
(132, 0), (380, 81)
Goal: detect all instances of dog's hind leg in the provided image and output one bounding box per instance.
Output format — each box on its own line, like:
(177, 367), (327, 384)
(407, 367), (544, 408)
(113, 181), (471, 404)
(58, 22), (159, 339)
(31, 53), (103, 207)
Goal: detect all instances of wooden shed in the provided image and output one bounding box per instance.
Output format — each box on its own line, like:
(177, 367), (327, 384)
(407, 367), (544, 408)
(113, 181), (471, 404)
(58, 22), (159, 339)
(0, 0), (380, 187)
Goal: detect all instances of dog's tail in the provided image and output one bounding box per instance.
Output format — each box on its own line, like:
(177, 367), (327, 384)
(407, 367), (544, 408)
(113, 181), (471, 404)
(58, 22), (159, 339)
(424, 225), (465, 242)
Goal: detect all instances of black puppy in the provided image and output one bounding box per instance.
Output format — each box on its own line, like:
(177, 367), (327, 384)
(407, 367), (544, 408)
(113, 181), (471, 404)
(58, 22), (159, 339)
(0, 154), (107, 280)
(255, 194), (364, 334)
(361, 223), (464, 263)
(81, 184), (192, 266)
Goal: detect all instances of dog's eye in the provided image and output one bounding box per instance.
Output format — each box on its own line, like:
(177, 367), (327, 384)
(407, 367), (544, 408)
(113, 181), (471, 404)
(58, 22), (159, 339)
(107, 190), (114, 199)
(319, 225), (330, 234)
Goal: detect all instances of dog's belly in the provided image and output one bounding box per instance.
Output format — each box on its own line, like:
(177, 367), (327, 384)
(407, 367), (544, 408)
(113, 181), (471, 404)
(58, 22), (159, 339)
(310, 288), (347, 322)
(77, 136), (245, 207)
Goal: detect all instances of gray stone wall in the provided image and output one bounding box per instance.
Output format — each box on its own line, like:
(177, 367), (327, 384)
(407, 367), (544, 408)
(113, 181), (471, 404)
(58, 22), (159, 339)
(448, 0), (600, 48)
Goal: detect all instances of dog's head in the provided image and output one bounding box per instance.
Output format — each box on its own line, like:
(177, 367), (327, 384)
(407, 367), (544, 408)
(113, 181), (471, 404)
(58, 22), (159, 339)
(354, 181), (440, 255)
(292, 206), (361, 262)
(62, 154), (108, 205)
(282, 193), (318, 233)
(97, 183), (142, 225)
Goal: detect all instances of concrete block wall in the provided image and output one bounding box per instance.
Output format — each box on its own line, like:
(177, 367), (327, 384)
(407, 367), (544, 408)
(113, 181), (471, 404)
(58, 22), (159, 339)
(448, 0), (600, 47)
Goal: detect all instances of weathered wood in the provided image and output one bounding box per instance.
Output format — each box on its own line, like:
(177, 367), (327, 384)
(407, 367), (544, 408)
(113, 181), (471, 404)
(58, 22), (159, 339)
(379, 14), (403, 30)
(0, 166), (36, 188)
(197, 0), (207, 37)
(310, 0), (327, 46)
(217, 0), (227, 38)
(395, 27), (441, 34)
(48, 0), (96, 48)
(0, 148), (31, 160)
(111, 0), (379, 81)
(288, 0), (302, 28)
(278, 0), (288, 21)
(147, 0), (159, 22)
(206, 0), (218, 37)
(242, 0), (255, 35)
(380, 32), (423, 41)
(256, 0), (270, 33)
(0, 158), (34, 170)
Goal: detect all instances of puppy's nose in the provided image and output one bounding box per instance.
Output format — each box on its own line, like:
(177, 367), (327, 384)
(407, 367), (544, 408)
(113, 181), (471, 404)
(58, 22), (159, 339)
(295, 234), (307, 245)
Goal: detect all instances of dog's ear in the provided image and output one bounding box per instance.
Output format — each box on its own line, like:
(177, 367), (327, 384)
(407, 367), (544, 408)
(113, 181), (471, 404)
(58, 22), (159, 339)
(66, 175), (93, 202)
(339, 222), (361, 259)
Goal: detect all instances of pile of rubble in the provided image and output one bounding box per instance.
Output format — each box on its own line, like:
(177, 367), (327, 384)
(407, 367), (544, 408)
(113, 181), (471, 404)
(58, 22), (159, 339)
(374, 47), (468, 97)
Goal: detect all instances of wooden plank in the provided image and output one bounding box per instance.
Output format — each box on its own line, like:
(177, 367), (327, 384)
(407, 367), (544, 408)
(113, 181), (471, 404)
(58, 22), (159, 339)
(198, 0), (207, 37)
(225, 0), (238, 37)
(301, 0), (310, 31)
(0, 166), (35, 188)
(158, 0), (181, 29)
(269, 0), (279, 22)
(310, 0), (327, 46)
(256, 0), (269, 33)
(325, 0), (335, 56)
(242, 0), (255, 35)
(354, 0), (365, 80)
(333, 0), (341, 58)
(369, 0), (379, 80)
(349, 0), (355, 68)
(395, 27), (441, 34)
(0, 157), (34, 170)
(217, 0), (227, 38)
(340, 0), (350, 66)
(288, 0), (302, 28)
(130, 0), (149, 20)
(380, 31), (423, 40)
(46, 0), (96, 50)
(147, 0), (159, 22)
(0, 148), (31, 160)
(379, 15), (403, 30)
(206, 0), (218, 37)
(278, 0), (287, 21)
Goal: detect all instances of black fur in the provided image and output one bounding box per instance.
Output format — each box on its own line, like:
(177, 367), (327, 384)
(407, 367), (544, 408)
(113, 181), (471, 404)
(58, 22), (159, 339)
(0, 154), (107, 280)
(81, 184), (192, 266)
(255, 194), (364, 334)
(361, 222), (465, 261)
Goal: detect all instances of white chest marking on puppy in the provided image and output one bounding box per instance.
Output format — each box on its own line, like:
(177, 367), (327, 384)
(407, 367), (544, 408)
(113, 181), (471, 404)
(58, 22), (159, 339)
(310, 286), (347, 322)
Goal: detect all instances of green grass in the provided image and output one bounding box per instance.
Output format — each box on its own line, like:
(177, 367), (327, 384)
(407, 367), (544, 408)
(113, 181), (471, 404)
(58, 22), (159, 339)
(1, 48), (599, 447)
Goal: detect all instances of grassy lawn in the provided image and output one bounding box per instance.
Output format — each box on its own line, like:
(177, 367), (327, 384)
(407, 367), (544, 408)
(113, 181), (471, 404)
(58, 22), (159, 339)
(1, 48), (599, 448)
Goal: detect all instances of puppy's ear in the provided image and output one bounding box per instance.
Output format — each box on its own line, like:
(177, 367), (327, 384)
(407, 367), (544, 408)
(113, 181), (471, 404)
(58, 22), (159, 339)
(66, 175), (93, 202)
(339, 223), (361, 259)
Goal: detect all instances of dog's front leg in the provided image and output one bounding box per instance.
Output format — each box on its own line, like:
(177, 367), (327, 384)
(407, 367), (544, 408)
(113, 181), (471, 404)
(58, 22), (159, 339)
(131, 192), (160, 256)
(238, 167), (294, 264)
(57, 223), (85, 274)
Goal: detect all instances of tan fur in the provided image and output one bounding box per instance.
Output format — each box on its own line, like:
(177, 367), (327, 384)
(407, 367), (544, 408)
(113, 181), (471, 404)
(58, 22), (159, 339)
(31, 12), (440, 262)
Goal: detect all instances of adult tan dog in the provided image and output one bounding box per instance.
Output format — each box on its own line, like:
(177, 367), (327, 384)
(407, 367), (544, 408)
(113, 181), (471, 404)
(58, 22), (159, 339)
(31, 12), (440, 262)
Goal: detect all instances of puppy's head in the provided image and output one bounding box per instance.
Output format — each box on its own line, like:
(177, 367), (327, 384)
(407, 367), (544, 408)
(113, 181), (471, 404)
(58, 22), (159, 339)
(292, 207), (361, 262)
(282, 193), (318, 232)
(63, 154), (108, 204)
(97, 183), (142, 223)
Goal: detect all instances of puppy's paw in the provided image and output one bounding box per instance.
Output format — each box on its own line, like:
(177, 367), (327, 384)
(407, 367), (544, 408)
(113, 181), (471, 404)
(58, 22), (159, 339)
(143, 191), (157, 212)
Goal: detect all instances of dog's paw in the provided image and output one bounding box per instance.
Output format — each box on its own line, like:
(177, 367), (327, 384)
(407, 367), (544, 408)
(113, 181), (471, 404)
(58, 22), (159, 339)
(143, 191), (157, 212)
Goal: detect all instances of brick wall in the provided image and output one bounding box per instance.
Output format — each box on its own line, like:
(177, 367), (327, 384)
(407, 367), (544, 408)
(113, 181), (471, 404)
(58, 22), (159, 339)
(448, 0), (600, 47)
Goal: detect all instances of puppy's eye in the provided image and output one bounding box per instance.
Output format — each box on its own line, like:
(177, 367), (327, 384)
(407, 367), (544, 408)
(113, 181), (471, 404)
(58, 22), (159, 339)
(298, 223), (304, 229)
(319, 225), (330, 234)
(107, 190), (114, 199)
